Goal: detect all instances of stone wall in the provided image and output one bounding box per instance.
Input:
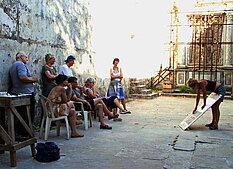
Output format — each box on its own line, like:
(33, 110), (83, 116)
(0, 0), (95, 92)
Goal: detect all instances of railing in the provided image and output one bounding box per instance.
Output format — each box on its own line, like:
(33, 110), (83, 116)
(148, 67), (173, 88)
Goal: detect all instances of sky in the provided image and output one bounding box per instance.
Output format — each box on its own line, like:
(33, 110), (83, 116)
(88, 0), (196, 79)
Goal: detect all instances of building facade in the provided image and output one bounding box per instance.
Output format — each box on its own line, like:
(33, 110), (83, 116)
(170, 0), (233, 95)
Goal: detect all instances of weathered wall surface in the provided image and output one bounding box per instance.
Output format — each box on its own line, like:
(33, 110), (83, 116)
(0, 0), (95, 92)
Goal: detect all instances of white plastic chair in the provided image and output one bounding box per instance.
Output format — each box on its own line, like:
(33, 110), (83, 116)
(39, 94), (70, 140)
(73, 102), (92, 130)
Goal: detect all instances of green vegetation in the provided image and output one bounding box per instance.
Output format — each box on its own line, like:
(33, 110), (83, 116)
(175, 85), (195, 94)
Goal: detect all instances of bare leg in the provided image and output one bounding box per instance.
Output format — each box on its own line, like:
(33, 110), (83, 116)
(95, 104), (112, 129)
(95, 104), (108, 126)
(68, 108), (83, 137)
(113, 98), (124, 111)
(214, 101), (221, 126)
(93, 98), (113, 117)
(209, 101), (221, 129)
(120, 99), (127, 110)
(210, 106), (215, 125)
(112, 108), (118, 115)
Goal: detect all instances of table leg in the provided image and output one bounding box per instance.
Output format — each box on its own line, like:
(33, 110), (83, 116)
(7, 108), (15, 143)
(0, 136), (4, 154)
(0, 107), (5, 154)
(10, 150), (16, 167)
(30, 143), (36, 157)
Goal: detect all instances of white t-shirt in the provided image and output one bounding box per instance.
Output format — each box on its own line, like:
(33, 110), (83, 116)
(58, 64), (73, 77)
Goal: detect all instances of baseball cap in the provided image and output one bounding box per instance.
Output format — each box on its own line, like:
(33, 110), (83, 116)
(65, 55), (76, 62)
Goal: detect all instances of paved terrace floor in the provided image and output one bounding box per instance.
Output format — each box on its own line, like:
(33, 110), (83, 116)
(0, 96), (233, 169)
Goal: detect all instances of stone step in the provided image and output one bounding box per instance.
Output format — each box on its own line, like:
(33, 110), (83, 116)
(130, 92), (159, 99)
(225, 91), (231, 95)
(136, 84), (147, 89)
(141, 89), (152, 94)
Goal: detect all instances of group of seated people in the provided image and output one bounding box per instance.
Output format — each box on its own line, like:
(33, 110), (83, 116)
(41, 53), (130, 138)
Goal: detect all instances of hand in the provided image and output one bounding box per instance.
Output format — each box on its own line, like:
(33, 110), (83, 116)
(82, 86), (86, 92)
(87, 102), (92, 110)
(84, 101), (92, 110)
(67, 83), (72, 89)
(32, 77), (38, 82)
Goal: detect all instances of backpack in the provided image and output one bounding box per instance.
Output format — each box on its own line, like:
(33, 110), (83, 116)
(35, 142), (60, 162)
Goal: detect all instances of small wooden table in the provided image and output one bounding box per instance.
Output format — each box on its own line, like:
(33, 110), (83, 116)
(0, 92), (36, 167)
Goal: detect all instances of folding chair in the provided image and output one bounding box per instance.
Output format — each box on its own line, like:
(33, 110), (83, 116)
(39, 94), (70, 140)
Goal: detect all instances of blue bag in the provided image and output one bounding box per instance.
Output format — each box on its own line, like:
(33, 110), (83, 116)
(35, 142), (60, 162)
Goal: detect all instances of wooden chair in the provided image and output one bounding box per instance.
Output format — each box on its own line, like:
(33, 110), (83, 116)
(39, 94), (70, 140)
(73, 102), (92, 130)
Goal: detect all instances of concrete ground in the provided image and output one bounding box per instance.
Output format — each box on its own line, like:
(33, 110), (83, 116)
(0, 96), (233, 169)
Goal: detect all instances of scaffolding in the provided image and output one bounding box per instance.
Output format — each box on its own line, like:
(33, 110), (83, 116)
(149, 1), (233, 94)
(169, 1), (233, 85)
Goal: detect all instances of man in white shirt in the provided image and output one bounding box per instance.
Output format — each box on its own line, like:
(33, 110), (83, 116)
(58, 55), (75, 77)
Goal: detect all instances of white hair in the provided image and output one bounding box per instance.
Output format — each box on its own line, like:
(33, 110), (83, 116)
(16, 51), (27, 60)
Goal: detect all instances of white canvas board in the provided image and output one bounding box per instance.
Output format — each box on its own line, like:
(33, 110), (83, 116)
(179, 92), (222, 130)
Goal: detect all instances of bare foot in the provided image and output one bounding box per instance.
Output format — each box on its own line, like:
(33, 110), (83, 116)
(71, 133), (84, 138)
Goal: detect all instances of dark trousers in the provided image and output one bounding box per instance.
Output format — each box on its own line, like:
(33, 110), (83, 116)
(15, 93), (35, 137)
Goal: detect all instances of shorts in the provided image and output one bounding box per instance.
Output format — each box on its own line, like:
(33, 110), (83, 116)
(84, 97), (95, 110)
(214, 85), (225, 102)
(102, 96), (117, 109)
(74, 102), (91, 111)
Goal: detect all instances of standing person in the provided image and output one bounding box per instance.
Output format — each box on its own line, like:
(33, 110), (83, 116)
(107, 57), (131, 114)
(9, 51), (38, 136)
(187, 78), (225, 130)
(48, 74), (84, 137)
(58, 55), (75, 77)
(41, 53), (58, 97)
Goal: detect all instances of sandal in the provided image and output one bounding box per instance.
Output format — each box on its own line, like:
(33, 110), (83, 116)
(108, 114), (119, 120)
(71, 133), (84, 138)
(209, 125), (218, 130)
(113, 117), (122, 122)
(120, 110), (131, 114)
(205, 123), (213, 127)
(100, 124), (112, 130)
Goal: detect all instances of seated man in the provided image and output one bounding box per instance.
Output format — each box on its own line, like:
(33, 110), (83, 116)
(68, 77), (118, 129)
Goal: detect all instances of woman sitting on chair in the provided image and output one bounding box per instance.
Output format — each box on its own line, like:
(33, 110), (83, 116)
(48, 74), (84, 138)
(84, 77), (129, 117)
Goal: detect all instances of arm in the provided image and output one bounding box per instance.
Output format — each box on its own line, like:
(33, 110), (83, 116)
(60, 84), (72, 103)
(86, 87), (97, 98)
(72, 95), (91, 109)
(17, 64), (37, 83)
(110, 67), (123, 80)
(66, 83), (72, 101)
(44, 66), (57, 79)
(19, 75), (37, 83)
(193, 83), (200, 113)
(200, 80), (207, 109)
(60, 87), (69, 103)
(119, 68), (123, 79)
(110, 68), (114, 79)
